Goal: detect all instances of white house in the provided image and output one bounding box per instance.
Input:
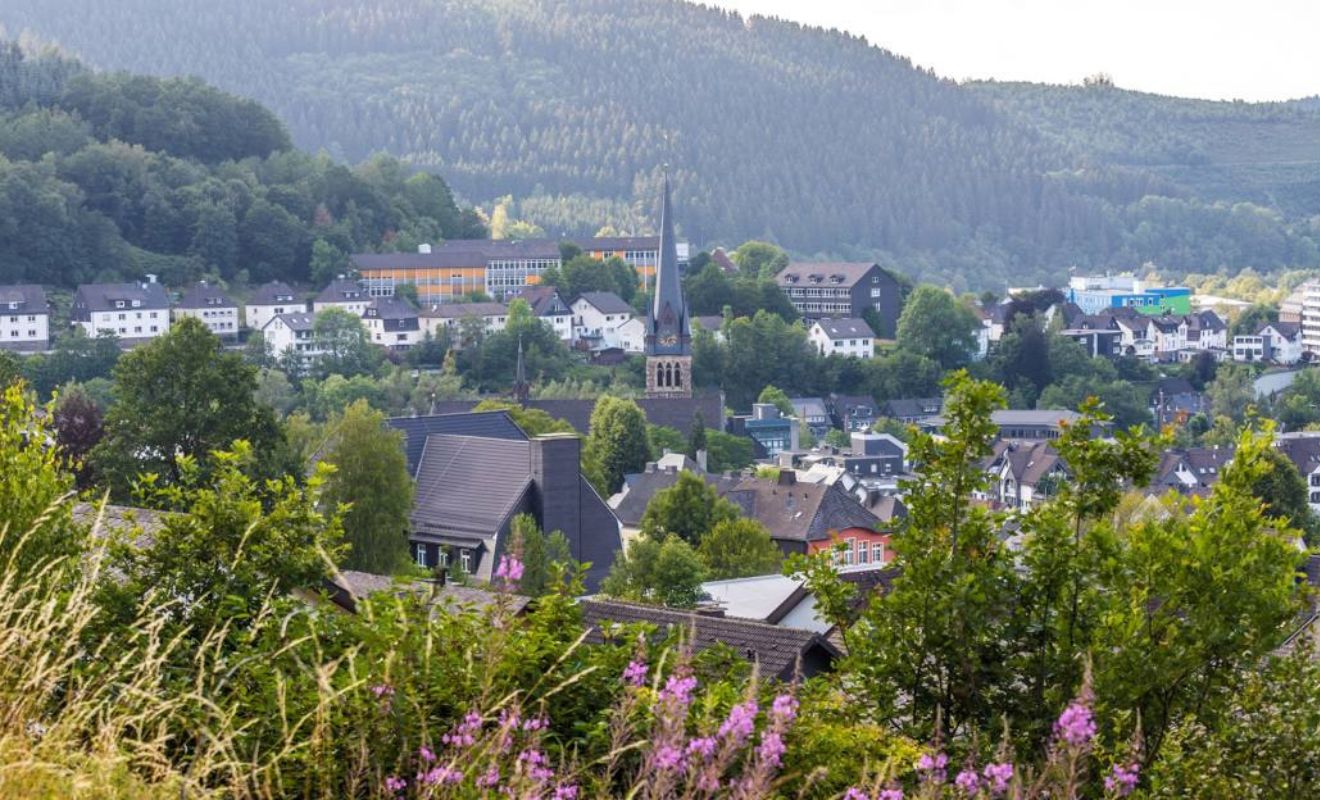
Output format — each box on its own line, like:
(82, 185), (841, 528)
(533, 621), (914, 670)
(173, 281), (239, 339)
(71, 278), (171, 344)
(362, 296), (423, 350)
(419, 302), (509, 349)
(1232, 334), (1266, 363)
(245, 281), (304, 331)
(312, 277), (370, 316)
(261, 312), (323, 363)
(1253, 322), (1304, 365)
(0, 284), (50, 352)
(511, 286), (574, 342)
(808, 318), (875, 358)
(1186, 310), (1228, 351)
(1148, 316), (1188, 357)
(570, 291), (636, 351)
(616, 317), (646, 353)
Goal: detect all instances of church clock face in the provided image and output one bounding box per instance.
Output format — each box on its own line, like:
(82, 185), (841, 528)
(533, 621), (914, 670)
(660, 332), (678, 346)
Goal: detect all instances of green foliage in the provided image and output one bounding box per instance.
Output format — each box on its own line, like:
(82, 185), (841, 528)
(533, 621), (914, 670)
(647, 424), (686, 459)
(1207, 362), (1257, 422)
(756, 384), (795, 416)
(683, 262), (797, 321)
(730, 240), (788, 278)
(1248, 445), (1317, 543)
(21, 328), (120, 399)
(320, 400), (413, 574)
(472, 399), (576, 437)
(704, 428), (755, 473)
(309, 307), (382, 379)
(639, 470), (739, 545)
(600, 533), (707, 608)
(509, 513), (573, 598)
(583, 396), (650, 495)
(896, 286), (980, 369)
(91, 317), (283, 497)
(824, 428), (851, 448)
(458, 298), (572, 392)
(696, 518), (781, 579)
(686, 412), (707, 458)
(0, 384), (79, 575)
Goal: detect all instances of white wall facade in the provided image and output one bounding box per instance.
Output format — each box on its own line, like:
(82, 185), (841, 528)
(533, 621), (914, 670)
(0, 311), (48, 349)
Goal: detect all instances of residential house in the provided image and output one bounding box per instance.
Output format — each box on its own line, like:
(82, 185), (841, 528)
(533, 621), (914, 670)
(71, 278), (171, 344)
(571, 291), (636, 351)
(808, 317), (875, 358)
(830, 432), (906, 481)
(1150, 377), (1207, 427)
(512, 286), (574, 341)
(1150, 446), (1233, 496)
(0, 284), (49, 352)
(1275, 433), (1320, 514)
(261, 313), (322, 364)
(1238, 322), (1305, 365)
(1185, 310), (1228, 351)
(313, 277), (370, 316)
(173, 281), (238, 339)
(388, 411), (622, 590)
(245, 281), (303, 331)
(579, 599), (840, 681)
(775, 262), (902, 335)
(419, 302), (508, 348)
(882, 397), (943, 424)
(732, 403), (800, 457)
(789, 397), (831, 439)
(919, 409), (1091, 442)
(722, 469), (886, 557)
(981, 440), (1069, 510)
(608, 464), (743, 544)
(830, 394), (879, 432)
(363, 295), (422, 350)
(1148, 314), (1188, 358)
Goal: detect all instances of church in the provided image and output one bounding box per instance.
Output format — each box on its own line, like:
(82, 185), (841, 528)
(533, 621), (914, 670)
(644, 170), (693, 399)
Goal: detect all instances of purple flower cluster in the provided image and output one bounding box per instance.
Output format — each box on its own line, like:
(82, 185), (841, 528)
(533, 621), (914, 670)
(659, 673), (698, 706)
(878, 790), (904, 800)
(770, 693), (798, 723)
(654, 743), (685, 771)
(623, 659), (647, 686)
(983, 761), (1014, 795)
(756, 731), (786, 768)
(495, 554), (525, 585)
(955, 767), (980, 794)
(384, 775), (406, 794)
(416, 765), (462, 786)
(516, 748), (555, 782)
(1105, 762), (1140, 797)
(552, 784), (579, 799)
(476, 766), (500, 788)
(686, 736), (717, 760)
(717, 700), (759, 742)
(1054, 702), (1098, 748)
(916, 751), (949, 783)
(418, 745), (436, 763)
(442, 711), (483, 748)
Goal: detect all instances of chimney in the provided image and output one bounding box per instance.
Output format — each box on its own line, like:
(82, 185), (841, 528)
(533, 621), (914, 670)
(644, 461), (657, 473)
(143, 273), (158, 285)
(752, 403), (778, 420)
(418, 243), (433, 254)
(696, 448), (708, 472)
(530, 433), (583, 560)
(777, 469), (796, 486)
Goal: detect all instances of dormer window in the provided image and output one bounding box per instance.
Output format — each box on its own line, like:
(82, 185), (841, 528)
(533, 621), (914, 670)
(115, 300), (125, 309)
(131, 300), (141, 308)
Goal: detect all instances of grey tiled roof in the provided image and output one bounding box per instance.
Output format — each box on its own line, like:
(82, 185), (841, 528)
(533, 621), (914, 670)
(574, 291), (634, 315)
(411, 396), (725, 439)
(315, 278), (367, 303)
(421, 302), (509, 319)
(776, 262), (886, 289)
(724, 478), (882, 543)
(813, 318), (875, 340)
(365, 295), (419, 320)
(247, 281), (301, 306)
(579, 599), (840, 681)
(411, 434), (534, 537)
(269, 312), (316, 332)
(611, 469), (742, 528)
(175, 282), (235, 310)
(71, 282), (170, 317)
(0, 284), (47, 312)
(387, 411), (527, 476)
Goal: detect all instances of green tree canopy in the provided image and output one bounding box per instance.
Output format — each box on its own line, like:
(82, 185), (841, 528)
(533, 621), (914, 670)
(639, 470), (739, 545)
(697, 518), (782, 579)
(584, 396), (650, 495)
(601, 533), (707, 608)
(896, 285), (980, 369)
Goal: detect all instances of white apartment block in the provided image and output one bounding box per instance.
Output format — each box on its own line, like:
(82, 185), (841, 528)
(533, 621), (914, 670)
(245, 281), (305, 331)
(71, 279), (171, 343)
(173, 281), (239, 338)
(0, 284), (50, 352)
(808, 318), (875, 358)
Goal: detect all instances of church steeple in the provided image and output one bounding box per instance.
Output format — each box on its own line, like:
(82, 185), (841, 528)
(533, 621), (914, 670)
(646, 168), (689, 358)
(512, 334), (530, 405)
(645, 168), (693, 399)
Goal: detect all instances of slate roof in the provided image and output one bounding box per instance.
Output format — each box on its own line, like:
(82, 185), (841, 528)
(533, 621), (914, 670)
(247, 281), (300, 306)
(882, 397), (942, 420)
(790, 397), (829, 420)
(422, 302), (509, 319)
(1154, 377), (1198, 398)
(574, 291), (634, 315)
(350, 248), (508, 271)
(724, 477), (883, 543)
(387, 411), (528, 476)
(1193, 310), (1227, 332)
(692, 315), (725, 332)
(364, 295), (420, 320)
(411, 434), (534, 538)
(611, 468), (743, 528)
(175, 282), (235, 310)
(267, 312), (316, 332)
(1275, 434), (1320, 477)
(74, 501), (168, 547)
(1152, 446), (1233, 494)
(0, 284), (47, 312)
(993, 441), (1066, 487)
(579, 599), (840, 681)
(1149, 315), (1184, 333)
(776, 262), (882, 289)
(813, 318), (875, 340)
(315, 278), (367, 303)
(579, 236), (661, 252)
(1263, 321), (1301, 339)
(325, 570), (532, 615)
(831, 394), (878, 420)
(71, 282), (170, 317)
(512, 286), (571, 317)
(416, 395), (725, 438)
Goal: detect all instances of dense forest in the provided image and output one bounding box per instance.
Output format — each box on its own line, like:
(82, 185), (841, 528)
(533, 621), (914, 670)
(4, 0), (1320, 289)
(0, 43), (484, 289)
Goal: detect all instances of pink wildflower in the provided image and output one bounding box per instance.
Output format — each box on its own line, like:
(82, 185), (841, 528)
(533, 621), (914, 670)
(843, 790), (870, 800)
(623, 660), (648, 686)
(418, 745), (436, 763)
(384, 775), (406, 793)
(757, 730), (786, 767)
(417, 766), (462, 786)
(1104, 762), (1140, 797)
(1054, 702), (1097, 748)
(718, 700), (759, 742)
(686, 736), (717, 759)
(370, 684), (394, 697)
(476, 766), (500, 788)
(653, 744), (685, 771)
(517, 749), (555, 782)
(878, 790), (904, 800)
(916, 751), (949, 783)
(955, 767), (981, 794)
(659, 673), (698, 705)
(495, 554), (525, 584)
(983, 762), (1014, 796)
(553, 785), (579, 800)
(771, 693), (799, 723)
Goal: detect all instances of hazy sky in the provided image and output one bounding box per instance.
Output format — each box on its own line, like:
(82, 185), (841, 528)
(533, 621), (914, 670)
(706, 0), (1318, 101)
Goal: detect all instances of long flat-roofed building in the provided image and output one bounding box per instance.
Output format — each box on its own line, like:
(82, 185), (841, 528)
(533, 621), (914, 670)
(352, 236), (689, 306)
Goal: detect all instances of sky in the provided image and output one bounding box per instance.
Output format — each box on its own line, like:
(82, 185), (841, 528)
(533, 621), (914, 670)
(705, 0), (1319, 102)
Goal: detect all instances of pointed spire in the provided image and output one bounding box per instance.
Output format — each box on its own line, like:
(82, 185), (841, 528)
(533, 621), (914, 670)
(647, 166), (689, 355)
(512, 334), (529, 405)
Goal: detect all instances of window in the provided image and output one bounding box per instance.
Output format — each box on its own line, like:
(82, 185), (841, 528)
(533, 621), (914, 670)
(415, 543), (428, 567)
(872, 543), (885, 563)
(459, 550), (472, 573)
(843, 538), (855, 565)
(856, 541), (869, 565)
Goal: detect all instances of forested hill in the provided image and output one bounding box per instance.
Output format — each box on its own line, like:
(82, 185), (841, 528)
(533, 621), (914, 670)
(0, 44), (484, 289)
(4, 1), (1320, 288)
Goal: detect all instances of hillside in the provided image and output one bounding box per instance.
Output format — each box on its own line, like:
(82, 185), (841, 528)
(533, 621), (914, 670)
(0, 44), (483, 289)
(3, 0), (1320, 288)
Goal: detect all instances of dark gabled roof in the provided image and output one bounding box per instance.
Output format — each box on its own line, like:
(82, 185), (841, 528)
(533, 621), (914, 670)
(267, 312), (316, 332)
(1262, 320), (1301, 339)
(813, 318), (875, 340)
(1194, 310), (1227, 332)
(1149, 315), (1184, 333)
(692, 315), (725, 332)
(832, 394), (878, 416)
(513, 286), (571, 317)
(1154, 377), (1198, 398)
(400, 396), (725, 439)
(421, 302), (509, 319)
(71, 282), (170, 317)
(411, 434), (534, 537)
(776, 262), (889, 289)
(0, 284), (48, 312)
(1275, 435), (1320, 477)
(315, 278), (367, 303)
(175, 281), (235, 310)
(1055, 302), (1087, 327)
(247, 281), (300, 306)
(574, 291), (634, 315)
(579, 236), (661, 252)
(839, 566), (901, 605)
(724, 478), (882, 543)
(579, 599), (840, 681)
(387, 411), (528, 476)
(998, 441), (1066, 487)
(364, 295), (419, 320)
(1152, 446), (1233, 492)
(611, 468), (743, 527)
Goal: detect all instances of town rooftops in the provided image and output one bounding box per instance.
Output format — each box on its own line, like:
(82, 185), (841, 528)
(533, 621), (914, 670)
(0, 284), (48, 312)
(882, 397), (943, 420)
(422, 302), (509, 319)
(247, 281), (300, 306)
(387, 410), (527, 476)
(1263, 320), (1301, 338)
(267, 312), (317, 332)
(574, 291), (634, 315)
(578, 598), (840, 681)
(724, 474), (884, 543)
(315, 278), (367, 303)
(71, 281), (170, 317)
(922, 408), (1084, 430)
(776, 262), (881, 287)
(364, 295), (420, 320)
(175, 281), (235, 309)
(512, 286), (571, 316)
(1154, 377), (1198, 398)
(324, 569), (532, 615)
(411, 434), (536, 539)
(813, 318), (875, 340)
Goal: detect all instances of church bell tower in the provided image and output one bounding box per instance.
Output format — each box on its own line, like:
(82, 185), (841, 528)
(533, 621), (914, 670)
(645, 169), (692, 399)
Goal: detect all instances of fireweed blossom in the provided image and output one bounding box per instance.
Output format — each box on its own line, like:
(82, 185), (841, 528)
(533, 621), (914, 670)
(659, 673), (698, 706)
(955, 767), (981, 794)
(983, 762), (1014, 795)
(878, 789), (904, 800)
(1105, 762), (1140, 796)
(717, 700), (758, 742)
(1054, 702), (1098, 748)
(770, 693), (798, 723)
(416, 765), (462, 786)
(622, 659), (647, 686)
(756, 730), (786, 768)
(495, 554), (524, 585)
(384, 775), (406, 793)
(916, 751), (949, 783)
